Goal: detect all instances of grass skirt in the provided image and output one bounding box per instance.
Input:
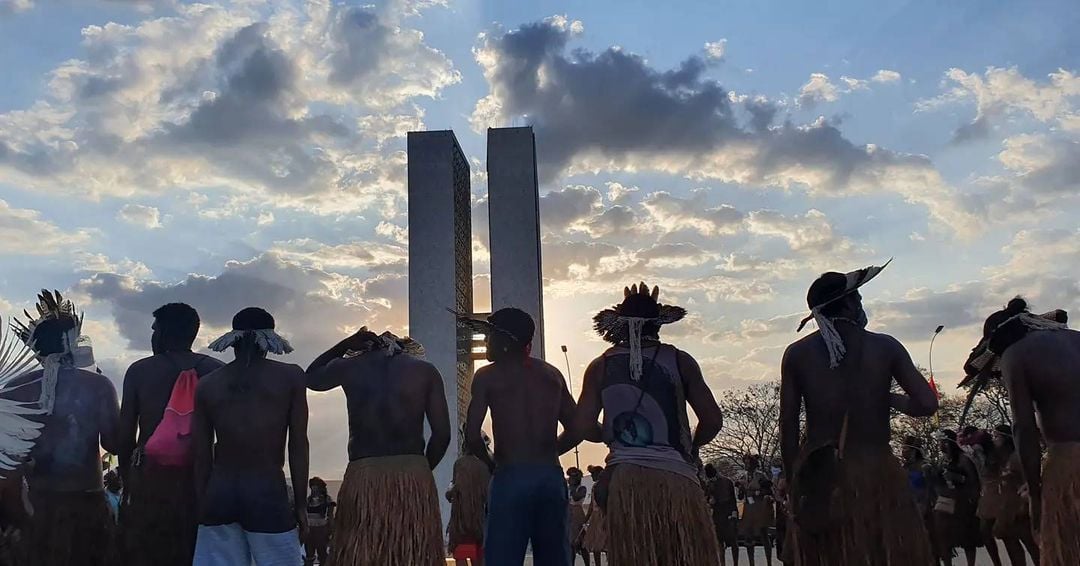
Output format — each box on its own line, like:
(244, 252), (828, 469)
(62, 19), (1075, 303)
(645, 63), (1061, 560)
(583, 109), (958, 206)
(120, 464), (198, 566)
(606, 464), (719, 566)
(1041, 442), (1080, 566)
(447, 455), (489, 548)
(330, 455), (443, 566)
(789, 447), (935, 566)
(582, 500), (607, 552)
(23, 490), (112, 566)
(740, 499), (775, 534)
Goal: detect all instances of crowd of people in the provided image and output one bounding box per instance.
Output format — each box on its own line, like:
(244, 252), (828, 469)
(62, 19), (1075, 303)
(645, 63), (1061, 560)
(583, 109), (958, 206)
(0, 259), (1076, 566)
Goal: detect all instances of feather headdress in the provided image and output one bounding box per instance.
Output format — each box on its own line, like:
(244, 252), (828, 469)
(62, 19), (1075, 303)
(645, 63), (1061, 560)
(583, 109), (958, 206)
(958, 301), (1068, 427)
(343, 327), (425, 359)
(796, 260), (891, 369)
(592, 282), (686, 381)
(0, 316), (45, 476)
(208, 329), (294, 355)
(10, 290), (94, 415)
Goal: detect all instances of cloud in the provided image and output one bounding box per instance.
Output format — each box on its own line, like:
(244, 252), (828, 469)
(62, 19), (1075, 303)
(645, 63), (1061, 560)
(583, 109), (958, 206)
(269, 238), (408, 272)
(74, 252), (153, 279)
(703, 40), (726, 61)
(919, 66), (1080, 143)
(117, 204), (162, 229)
(641, 191), (744, 236)
(0, 199), (91, 254)
(635, 242), (715, 268)
(471, 17), (977, 234)
(872, 69), (902, 84)
(745, 209), (850, 253)
(0, 1), (457, 216)
(539, 185), (604, 231)
(583, 205), (639, 238)
(78, 253), (393, 364)
(996, 134), (1080, 195)
(0, 0), (32, 15)
(798, 73), (840, 107)
(604, 181), (639, 204)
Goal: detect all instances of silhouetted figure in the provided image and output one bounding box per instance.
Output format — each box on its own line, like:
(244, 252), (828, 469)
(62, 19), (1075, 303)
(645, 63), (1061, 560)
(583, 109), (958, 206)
(6, 291), (120, 566)
(307, 327), (449, 566)
(984, 425), (1040, 565)
(965, 298), (1076, 566)
(576, 283), (723, 566)
(567, 470), (589, 566)
(740, 454), (775, 566)
(193, 308), (308, 565)
(304, 477), (334, 566)
(933, 430), (980, 566)
(118, 303), (224, 566)
(581, 465), (608, 565)
(447, 447), (491, 566)
(704, 464), (740, 566)
(460, 308), (578, 566)
(781, 263), (937, 566)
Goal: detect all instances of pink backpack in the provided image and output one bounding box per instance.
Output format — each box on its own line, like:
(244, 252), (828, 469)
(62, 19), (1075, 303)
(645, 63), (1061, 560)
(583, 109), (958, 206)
(143, 367), (198, 467)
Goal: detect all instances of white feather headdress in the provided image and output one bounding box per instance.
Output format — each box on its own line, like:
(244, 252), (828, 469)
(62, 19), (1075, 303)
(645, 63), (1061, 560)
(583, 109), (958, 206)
(0, 316), (45, 476)
(208, 328), (294, 355)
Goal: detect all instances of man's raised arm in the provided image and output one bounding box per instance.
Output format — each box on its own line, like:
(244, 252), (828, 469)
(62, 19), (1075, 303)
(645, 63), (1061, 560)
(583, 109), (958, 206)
(306, 328), (379, 391)
(555, 367), (580, 456)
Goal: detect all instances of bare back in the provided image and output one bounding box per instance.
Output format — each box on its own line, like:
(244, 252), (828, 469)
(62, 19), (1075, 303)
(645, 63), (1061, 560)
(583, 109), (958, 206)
(469, 359), (573, 468)
(195, 359), (304, 471)
(781, 325), (936, 470)
(119, 352), (224, 471)
(7, 367), (120, 492)
(1002, 329), (1080, 444)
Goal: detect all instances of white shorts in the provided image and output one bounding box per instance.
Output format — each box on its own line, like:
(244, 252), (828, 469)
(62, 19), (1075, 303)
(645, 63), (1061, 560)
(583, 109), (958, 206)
(193, 523), (302, 565)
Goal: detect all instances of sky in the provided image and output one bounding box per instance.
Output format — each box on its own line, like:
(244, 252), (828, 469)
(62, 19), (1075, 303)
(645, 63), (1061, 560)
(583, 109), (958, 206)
(1, 0), (1078, 477)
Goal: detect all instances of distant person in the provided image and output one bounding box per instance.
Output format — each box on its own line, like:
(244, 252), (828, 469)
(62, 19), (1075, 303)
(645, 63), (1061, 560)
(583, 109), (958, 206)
(459, 308), (578, 566)
(304, 477), (335, 566)
(932, 430), (980, 566)
(966, 428), (1006, 566)
(739, 454), (775, 566)
(985, 425), (1040, 565)
(704, 464), (740, 566)
(307, 327), (449, 566)
(446, 441), (491, 566)
(965, 298), (1076, 566)
(192, 308), (308, 565)
(118, 303), (224, 566)
(567, 469), (589, 566)
(581, 465), (608, 565)
(575, 283), (723, 565)
(901, 435), (935, 534)
(780, 263), (938, 566)
(6, 290), (120, 566)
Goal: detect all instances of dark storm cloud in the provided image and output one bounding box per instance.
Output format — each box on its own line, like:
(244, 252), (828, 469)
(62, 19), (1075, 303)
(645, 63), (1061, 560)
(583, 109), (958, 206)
(538, 185), (602, 231)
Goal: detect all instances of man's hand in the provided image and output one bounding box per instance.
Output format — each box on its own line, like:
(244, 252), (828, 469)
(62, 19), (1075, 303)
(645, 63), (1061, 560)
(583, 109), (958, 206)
(295, 509), (309, 545)
(340, 327), (380, 351)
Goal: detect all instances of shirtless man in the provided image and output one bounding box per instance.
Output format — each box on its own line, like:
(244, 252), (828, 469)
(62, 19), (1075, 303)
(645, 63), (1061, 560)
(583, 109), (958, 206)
(307, 328), (450, 566)
(7, 290), (120, 566)
(462, 307), (578, 566)
(966, 297), (1077, 566)
(118, 303), (224, 566)
(781, 263), (938, 565)
(192, 307), (308, 565)
(575, 283), (723, 566)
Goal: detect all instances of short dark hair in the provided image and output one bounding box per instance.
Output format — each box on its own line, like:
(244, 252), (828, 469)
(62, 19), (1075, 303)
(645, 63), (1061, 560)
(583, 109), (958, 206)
(153, 303), (201, 348)
(31, 317), (78, 356)
(489, 308), (535, 348)
(233, 307), (276, 331)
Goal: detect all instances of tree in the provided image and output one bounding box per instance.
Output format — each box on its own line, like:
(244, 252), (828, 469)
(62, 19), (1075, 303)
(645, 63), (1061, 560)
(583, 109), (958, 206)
(700, 381), (781, 474)
(890, 391), (1006, 465)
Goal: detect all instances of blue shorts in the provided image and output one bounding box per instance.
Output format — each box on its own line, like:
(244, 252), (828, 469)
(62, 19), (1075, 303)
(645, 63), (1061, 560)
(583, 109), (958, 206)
(193, 524), (301, 565)
(485, 464), (571, 566)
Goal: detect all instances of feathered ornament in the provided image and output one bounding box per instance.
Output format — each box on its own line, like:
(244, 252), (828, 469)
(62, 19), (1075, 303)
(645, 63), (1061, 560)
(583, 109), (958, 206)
(0, 316), (45, 476)
(208, 329), (294, 355)
(592, 282), (686, 381)
(450, 310), (528, 344)
(343, 327), (426, 359)
(958, 308), (1068, 428)
(11, 290), (93, 415)
(796, 260), (891, 369)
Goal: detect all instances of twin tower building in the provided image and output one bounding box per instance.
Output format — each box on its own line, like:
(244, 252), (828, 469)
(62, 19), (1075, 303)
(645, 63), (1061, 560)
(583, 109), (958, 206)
(406, 127), (546, 517)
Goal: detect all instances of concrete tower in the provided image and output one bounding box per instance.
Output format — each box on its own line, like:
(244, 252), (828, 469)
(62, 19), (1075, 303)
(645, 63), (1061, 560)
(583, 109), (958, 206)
(406, 130), (472, 523)
(487, 127), (545, 359)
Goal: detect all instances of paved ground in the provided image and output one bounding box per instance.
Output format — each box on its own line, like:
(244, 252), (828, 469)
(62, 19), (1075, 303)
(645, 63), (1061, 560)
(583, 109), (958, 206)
(498, 547), (1032, 565)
